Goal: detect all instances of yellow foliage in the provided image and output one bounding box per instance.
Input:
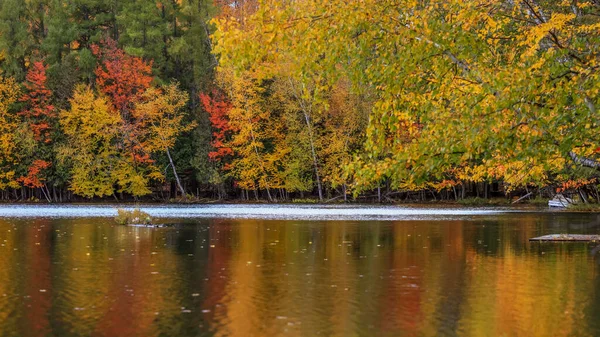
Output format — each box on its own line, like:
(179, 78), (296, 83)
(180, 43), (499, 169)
(213, 0), (600, 193)
(133, 82), (195, 153)
(0, 75), (21, 190)
(59, 85), (158, 197)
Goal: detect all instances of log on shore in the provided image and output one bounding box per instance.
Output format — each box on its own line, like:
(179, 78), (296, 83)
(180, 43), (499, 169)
(529, 234), (600, 242)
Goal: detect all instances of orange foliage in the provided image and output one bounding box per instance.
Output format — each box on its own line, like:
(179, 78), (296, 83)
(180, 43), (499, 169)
(556, 178), (597, 193)
(17, 160), (51, 188)
(19, 61), (55, 143)
(92, 38), (153, 114)
(200, 91), (234, 162)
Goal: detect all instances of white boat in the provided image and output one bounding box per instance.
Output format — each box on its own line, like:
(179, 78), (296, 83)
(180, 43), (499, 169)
(548, 194), (574, 208)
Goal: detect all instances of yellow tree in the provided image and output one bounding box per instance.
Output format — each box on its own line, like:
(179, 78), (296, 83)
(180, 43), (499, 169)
(217, 68), (284, 201)
(321, 79), (370, 197)
(132, 83), (194, 197)
(0, 75), (25, 190)
(271, 78), (316, 195)
(59, 85), (152, 198)
(213, 4), (360, 201)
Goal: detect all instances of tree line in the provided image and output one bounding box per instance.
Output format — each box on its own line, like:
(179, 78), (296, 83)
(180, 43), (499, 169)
(0, 0), (224, 201)
(0, 0), (599, 202)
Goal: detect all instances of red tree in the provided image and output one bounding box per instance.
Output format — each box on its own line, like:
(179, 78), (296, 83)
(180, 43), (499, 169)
(91, 38), (153, 115)
(92, 38), (154, 164)
(19, 61), (55, 190)
(200, 91), (234, 162)
(20, 61), (55, 143)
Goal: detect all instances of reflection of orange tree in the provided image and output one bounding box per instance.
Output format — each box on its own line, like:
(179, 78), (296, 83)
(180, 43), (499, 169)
(94, 226), (181, 337)
(378, 221), (440, 335)
(202, 222), (234, 321)
(23, 220), (53, 335)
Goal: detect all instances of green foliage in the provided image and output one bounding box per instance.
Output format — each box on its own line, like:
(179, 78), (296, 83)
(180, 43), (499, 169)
(0, 0), (35, 80)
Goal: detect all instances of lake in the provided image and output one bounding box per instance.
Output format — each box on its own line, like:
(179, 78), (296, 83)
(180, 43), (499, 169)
(0, 205), (599, 337)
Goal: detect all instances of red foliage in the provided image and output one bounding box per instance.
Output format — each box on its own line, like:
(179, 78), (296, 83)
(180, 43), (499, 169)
(92, 38), (153, 115)
(18, 160), (51, 188)
(200, 91), (234, 162)
(92, 38), (155, 164)
(20, 61), (55, 143)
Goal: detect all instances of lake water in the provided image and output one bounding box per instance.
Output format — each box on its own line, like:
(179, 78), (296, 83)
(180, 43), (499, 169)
(1, 205), (599, 337)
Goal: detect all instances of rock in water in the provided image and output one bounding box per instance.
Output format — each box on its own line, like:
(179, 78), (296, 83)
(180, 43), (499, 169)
(529, 234), (600, 242)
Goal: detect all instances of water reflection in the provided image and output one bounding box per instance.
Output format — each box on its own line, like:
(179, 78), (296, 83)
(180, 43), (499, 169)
(0, 213), (599, 336)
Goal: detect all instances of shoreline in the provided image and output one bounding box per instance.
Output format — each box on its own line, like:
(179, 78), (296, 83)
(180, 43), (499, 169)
(0, 203), (596, 219)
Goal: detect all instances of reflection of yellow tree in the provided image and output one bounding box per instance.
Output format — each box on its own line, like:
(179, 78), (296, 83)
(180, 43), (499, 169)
(0, 219), (18, 331)
(321, 222), (359, 336)
(50, 220), (115, 336)
(215, 221), (407, 336)
(46, 220), (182, 337)
(459, 216), (594, 337)
(216, 220), (265, 337)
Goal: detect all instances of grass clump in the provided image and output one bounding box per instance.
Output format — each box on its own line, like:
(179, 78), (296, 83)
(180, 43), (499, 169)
(115, 208), (152, 225)
(458, 197), (489, 206)
(567, 203), (600, 212)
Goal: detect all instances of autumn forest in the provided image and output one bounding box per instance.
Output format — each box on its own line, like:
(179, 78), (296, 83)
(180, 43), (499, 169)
(0, 0), (599, 202)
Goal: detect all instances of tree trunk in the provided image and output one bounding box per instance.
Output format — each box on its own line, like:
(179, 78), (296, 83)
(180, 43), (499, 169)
(166, 147), (186, 199)
(303, 111), (323, 202)
(569, 151), (600, 169)
(289, 78), (323, 202)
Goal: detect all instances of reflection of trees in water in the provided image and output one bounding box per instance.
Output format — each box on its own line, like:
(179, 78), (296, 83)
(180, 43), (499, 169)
(0, 214), (599, 336)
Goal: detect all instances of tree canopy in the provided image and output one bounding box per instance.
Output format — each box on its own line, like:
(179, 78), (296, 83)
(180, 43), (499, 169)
(0, 0), (598, 202)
